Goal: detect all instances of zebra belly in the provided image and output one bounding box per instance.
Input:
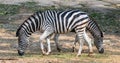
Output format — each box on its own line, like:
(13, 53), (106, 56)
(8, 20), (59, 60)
(54, 27), (74, 34)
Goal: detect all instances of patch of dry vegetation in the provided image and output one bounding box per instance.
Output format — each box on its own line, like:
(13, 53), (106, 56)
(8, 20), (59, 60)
(0, 2), (120, 63)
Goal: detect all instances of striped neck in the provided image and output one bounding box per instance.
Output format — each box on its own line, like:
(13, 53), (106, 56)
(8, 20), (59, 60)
(16, 11), (43, 37)
(87, 20), (103, 39)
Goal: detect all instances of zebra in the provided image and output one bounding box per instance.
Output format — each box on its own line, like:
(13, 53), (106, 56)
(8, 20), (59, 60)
(52, 19), (104, 54)
(16, 9), (104, 56)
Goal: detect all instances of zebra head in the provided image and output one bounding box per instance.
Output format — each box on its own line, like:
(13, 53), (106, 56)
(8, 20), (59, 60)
(16, 27), (29, 56)
(88, 19), (104, 54)
(94, 32), (104, 54)
(16, 11), (42, 56)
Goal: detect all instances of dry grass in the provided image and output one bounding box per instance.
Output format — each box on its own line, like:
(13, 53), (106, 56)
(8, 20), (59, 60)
(0, 20), (120, 63)
(0, 5), (120, 62)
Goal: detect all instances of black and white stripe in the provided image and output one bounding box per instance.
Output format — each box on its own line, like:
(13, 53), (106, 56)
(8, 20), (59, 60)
(87, 19), (103, 38)
(53, 18), (104, 53)
(16, 9), (103, 56)
(17, 10), (88, 35)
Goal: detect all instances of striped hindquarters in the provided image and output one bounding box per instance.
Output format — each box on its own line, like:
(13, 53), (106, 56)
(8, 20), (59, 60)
(87, 19), (103, 38)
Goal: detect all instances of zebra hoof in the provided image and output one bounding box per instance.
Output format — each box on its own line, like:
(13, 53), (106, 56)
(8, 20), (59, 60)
(57, 48), (61, 52)
(76, 54), (81, 57)
(72, 50), (75, 52)
(89, 52), (93, 54)
(42, 53), (46, 55)
(18, 50), (24, 56)
(41, 50), (47, 55)
(72, 47), (75, 52)
(88, 52), (94, 57)
(46, 52), (51, 55)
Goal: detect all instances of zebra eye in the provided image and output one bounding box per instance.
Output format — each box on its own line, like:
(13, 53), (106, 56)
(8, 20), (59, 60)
(19, 40), (23, 43)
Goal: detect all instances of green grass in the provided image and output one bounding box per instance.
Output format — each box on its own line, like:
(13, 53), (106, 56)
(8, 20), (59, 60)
(0, 23), (17, 32)
(14, 52), (109, 63)
(0, 4), (20, 16)
(0, 2), (119, 62)
(17, 52), (109, 59)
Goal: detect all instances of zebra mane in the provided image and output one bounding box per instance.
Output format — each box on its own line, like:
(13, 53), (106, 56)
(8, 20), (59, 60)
(16, 25), (22, 37)
(16, 17), (31, 37)
(91, 18), (103, 37)
(16, 11), (41, 37)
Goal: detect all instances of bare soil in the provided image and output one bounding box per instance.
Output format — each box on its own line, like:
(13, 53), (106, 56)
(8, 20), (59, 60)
(0, 18), (120, 63)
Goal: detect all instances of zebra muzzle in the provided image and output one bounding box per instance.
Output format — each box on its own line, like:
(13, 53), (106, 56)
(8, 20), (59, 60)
(99, 48), (104, 54)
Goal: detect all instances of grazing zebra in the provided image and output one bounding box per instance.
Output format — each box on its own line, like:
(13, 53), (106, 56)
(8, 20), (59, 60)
(16, 9), (103, 56)
(53, 19), (104, 54)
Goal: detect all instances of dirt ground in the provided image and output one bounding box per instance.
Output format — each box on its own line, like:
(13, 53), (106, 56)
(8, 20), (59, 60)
(0, 0), (119, 62)
(0, 18), (120, 63)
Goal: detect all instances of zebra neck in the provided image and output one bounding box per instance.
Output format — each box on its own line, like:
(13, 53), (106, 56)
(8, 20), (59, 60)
(87, 20), (103, 38)
(21, 28), (32, 37)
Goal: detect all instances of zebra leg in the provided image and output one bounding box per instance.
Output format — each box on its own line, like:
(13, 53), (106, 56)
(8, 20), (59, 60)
(83, 31), (93, 56)
(46, 37), (52, 55)
(76, 33), (84, 57)
(72, 35), (78, 52)
(53, 34), (61, 52)
(39, 30), (53, 55)
(77, 36), (84, 56)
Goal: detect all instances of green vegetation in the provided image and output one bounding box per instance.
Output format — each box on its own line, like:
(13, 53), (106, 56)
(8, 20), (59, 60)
(0, 1), (119, 33)
(12, 52), (109, 63)
(0, 1), (119, 63)
(89, 10), (120, 33)
(0, 4), (20, 16)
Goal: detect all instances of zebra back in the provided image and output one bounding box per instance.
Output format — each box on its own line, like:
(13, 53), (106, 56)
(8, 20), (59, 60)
(16, 10), (90, 37)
